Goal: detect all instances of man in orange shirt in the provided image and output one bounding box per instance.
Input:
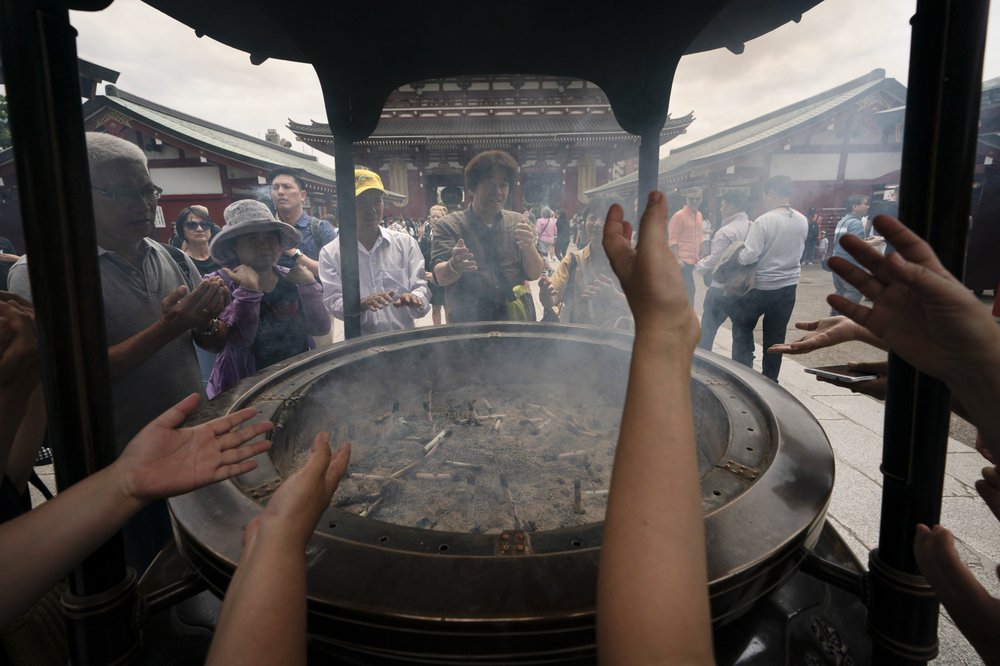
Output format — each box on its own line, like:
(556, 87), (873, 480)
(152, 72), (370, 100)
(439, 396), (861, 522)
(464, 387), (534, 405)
(667, 187), (704, 305)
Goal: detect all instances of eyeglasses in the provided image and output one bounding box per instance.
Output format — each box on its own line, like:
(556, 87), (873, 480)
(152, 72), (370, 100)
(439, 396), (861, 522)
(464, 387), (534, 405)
(184, 221), (212, 230)
(92, 184), (163, 204)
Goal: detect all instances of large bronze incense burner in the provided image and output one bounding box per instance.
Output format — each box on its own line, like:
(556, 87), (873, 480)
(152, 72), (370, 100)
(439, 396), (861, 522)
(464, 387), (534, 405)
(169, 322), (834, 663)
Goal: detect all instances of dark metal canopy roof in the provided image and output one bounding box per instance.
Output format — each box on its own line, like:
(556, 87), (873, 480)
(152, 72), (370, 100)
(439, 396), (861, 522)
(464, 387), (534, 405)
(130, 0), (822, 141)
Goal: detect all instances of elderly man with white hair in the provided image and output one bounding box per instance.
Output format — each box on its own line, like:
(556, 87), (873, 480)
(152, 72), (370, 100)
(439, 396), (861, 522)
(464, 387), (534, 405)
(8, 131), (231, 569)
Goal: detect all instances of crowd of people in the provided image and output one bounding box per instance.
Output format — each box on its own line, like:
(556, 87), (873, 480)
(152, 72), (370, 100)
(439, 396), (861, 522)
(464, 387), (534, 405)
(1, 132), (997, 664)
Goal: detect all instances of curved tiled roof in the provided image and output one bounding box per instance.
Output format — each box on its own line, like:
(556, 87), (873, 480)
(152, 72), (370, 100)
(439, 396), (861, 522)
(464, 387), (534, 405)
(588, 70), (907, 196)
(84, 87), (339, 188)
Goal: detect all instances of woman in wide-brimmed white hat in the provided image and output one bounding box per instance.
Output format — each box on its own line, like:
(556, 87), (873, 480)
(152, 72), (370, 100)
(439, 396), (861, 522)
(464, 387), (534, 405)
(205, 199), (330, 398)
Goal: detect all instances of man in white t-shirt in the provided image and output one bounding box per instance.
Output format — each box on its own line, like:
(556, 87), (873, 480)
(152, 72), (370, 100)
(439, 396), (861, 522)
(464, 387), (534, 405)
(730, 175), (808, 382)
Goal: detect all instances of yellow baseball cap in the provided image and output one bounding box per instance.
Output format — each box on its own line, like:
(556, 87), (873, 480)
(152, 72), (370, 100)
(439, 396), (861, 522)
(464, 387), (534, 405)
(355, 169), (385, 197)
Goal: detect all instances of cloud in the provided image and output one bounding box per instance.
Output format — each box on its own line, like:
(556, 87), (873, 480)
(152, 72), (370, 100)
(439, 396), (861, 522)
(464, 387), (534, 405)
(68, 0), (998, 163)
(71, 0), (328, 154)
(668, 0), (999, 149)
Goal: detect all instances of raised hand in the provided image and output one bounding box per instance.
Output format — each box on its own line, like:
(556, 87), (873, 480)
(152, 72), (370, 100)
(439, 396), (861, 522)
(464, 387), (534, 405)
(223, 265), (261, 292)
(767, 316), (887, 355)
(162, 278), (231, 332)
(285, 263), (316, 285)
(449, 239), (477, 273)
(245, 433), (351, 550)
(514, 218), (538, 251)
(828, 215), (1000, 387)
(914, 466), (1000, 666)
(393, 293), (424, 309)
(602, 192), (699, 350)
(115, 393), (273, 503)
(361, 291), (396, 311)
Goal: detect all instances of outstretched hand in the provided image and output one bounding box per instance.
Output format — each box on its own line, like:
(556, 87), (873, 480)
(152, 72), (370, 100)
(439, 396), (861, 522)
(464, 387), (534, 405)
(162, 278), (231, 332)
(394, 293), (424, 309)
(768, 316), (887, 355)
(115, 393), (273, 503)
(449, 239), (477, 273)
(245, 433), (350, 550)
(828, 215), (1000, 387)
(362, 291), (396, 311)
(602, 192), (698, 350)
(914, 466), (1000, 666)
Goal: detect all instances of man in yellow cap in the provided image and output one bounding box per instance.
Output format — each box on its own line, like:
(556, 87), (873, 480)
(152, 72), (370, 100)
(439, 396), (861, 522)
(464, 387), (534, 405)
(318, 169), (430, 335)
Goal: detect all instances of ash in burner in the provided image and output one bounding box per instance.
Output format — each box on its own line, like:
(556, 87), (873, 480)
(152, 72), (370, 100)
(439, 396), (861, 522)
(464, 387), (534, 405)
(298, 382), (624, 532)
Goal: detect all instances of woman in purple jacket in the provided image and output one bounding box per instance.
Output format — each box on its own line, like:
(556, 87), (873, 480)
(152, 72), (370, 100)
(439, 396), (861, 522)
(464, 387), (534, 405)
(206, 200), (330, 398)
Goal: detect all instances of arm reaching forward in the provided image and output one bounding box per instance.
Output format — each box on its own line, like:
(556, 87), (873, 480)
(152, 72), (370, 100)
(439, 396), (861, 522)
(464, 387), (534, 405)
(829, 214), (1000, 461)
(0, 395), (273, 626)
(207, 433), (351, 666)
(767, 315), (888, 355)
(597, 192), (714, 665)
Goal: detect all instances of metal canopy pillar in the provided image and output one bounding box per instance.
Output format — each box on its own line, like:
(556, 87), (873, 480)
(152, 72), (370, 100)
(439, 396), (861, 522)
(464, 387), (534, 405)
(333, 128), (362, 340)
(0, 0), (140, 663)
(638, 126), (663, 219)
(868, 0), (990, 662)
(318, 77), (367, 341)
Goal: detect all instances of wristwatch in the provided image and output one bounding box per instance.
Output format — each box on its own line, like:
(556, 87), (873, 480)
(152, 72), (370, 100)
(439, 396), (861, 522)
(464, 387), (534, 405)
(198, 318), (221, 336)
(291, 249), (304, 260)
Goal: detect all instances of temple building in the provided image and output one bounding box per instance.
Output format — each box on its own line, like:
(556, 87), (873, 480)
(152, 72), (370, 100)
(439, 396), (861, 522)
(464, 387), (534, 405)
(288, 75), (694, 218)
(587, 69), (909, 224)
(0, 84), (345, 248)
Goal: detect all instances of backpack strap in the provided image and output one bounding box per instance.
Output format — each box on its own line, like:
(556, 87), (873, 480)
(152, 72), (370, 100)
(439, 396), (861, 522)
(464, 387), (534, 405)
(159, 242), (192, 283)
(310, 216), (323, 247)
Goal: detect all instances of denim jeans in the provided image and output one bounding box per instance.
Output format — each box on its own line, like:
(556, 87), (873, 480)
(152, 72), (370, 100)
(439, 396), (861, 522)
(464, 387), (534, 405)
(830, 273), (864, 315)
(697, 286), (733, 352)
(680, 263), (695, 307)
(729, 285), (798, 382)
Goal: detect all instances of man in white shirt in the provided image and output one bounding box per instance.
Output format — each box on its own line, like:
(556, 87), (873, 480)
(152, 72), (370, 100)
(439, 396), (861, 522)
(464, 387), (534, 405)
(318, 169), (430, 335)
(730, 175), (808, 382)
(694, 189), (750, 352)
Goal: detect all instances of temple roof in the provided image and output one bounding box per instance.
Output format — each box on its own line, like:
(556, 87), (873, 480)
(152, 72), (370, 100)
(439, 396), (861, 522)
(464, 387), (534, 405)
(83, 86), (339, 190)
(288, 112), (694, 147)
(0, 57), (119, 101)
(588, 69), (907, 195)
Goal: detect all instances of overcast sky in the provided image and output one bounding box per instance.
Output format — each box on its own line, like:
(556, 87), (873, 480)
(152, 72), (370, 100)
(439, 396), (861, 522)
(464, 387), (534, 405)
(65, 0), (998, 161)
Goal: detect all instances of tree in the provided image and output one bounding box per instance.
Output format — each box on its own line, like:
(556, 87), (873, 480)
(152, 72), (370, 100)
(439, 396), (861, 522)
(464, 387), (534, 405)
(0, 95), (10, 150)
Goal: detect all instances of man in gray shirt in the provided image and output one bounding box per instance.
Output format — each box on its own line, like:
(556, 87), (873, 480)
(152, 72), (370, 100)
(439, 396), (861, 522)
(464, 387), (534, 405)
(8, 132), (230, 568)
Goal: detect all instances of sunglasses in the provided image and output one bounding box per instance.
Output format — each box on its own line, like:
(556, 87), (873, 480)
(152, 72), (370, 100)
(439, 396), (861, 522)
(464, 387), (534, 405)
(185, 221), (212, 230)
